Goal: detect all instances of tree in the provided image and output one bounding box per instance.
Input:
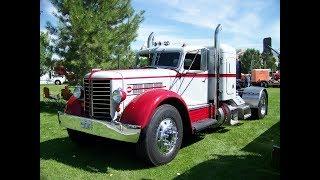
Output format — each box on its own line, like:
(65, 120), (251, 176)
(40, 31), (53, 76)
(46, 0), (144, 83)
(262, 53), (277, 72)
(238, 48), (262, 74)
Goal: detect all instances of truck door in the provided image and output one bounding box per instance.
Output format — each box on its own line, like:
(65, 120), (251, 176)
(226, 56), (236, 95)
(173, 49), (208, 108)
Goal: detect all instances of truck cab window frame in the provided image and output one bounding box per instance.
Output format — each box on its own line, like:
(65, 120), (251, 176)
(183, 50), (202, 71)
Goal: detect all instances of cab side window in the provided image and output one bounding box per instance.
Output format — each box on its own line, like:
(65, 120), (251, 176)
(184, 53), (201, 70)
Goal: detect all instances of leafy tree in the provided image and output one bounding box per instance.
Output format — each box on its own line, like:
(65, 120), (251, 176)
(46, 0), (144, 83)
(40, 32), (53, 76)
(262, 53), (277, 72)
(238, 48), (262, 73)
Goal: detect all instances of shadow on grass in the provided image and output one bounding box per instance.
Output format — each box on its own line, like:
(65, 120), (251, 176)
(201, 126), (230, 134)
(174, 122), (280, 180)
(40, 126), (232, 173)
(40, 101), (65, 114)
(40, 137), (148, 173)
(174, 154), (279, 180)
(181, 127), (230, 148)
(242, 121), (280, 154)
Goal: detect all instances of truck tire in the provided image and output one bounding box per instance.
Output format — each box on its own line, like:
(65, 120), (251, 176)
(67, 128), (95, 145)
(55, 80), (61, 85)
(251, 91), (268, 119)
(136, 104), (183, 166)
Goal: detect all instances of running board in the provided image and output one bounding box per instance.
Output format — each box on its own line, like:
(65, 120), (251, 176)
(192, 118), (218, 132)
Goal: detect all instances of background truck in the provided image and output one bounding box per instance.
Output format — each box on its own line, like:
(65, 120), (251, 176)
(40, 71), (66, 85)
(250, 69), (270, 87)
(236, 37), (280, 88)
(269, 71), (280, 87)
(250, 69), (280, 88)
(58, 24), (268, 166)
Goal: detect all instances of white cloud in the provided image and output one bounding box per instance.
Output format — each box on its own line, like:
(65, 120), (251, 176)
(133, 23), (265, 51)
(133, 0), (279, 51)
(136, 24), (177, 41)
(133, 23), (213, 50)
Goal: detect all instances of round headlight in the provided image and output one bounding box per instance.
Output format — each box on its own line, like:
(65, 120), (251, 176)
(112, 88), (126, 104)
(73, 85), (83, 99)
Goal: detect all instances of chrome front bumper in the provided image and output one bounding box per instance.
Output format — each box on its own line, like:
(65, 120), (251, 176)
(58, 112), (141, 143)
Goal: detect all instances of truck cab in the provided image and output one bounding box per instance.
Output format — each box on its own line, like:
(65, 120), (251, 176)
(58, 24), (268, 166)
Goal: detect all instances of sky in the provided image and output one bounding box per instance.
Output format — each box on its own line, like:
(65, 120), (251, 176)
(40, 0), (280, 52)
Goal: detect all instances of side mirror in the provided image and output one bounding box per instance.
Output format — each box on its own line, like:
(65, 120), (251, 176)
(200, 49), (208, 71)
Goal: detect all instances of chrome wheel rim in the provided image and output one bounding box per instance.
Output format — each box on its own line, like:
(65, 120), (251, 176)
(156, 118), (178, 155)
(260, 97), (266, 115)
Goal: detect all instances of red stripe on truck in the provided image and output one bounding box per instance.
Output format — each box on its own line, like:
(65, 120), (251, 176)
(86, 73), (236, 80)
(189, 106), (209, 123)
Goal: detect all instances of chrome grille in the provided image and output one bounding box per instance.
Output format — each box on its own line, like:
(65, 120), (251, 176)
(84, 79), (112, 121)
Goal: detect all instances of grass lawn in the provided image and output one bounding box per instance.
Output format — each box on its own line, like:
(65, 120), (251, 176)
(40, 84), (280, 180)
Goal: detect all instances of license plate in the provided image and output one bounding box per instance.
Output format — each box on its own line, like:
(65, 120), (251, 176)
(80, 118), (93, 129)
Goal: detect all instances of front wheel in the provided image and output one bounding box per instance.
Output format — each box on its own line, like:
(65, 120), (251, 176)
(136, 104), (183, 166)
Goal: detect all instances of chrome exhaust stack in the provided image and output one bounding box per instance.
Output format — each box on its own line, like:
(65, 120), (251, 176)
(212, 24), (222, 120)
(147, 32), (154, 48)
(214, 24), (221, 49)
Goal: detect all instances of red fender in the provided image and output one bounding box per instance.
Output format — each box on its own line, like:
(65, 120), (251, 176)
(120, 89), (191, 130)
(64, 95), (83, 116)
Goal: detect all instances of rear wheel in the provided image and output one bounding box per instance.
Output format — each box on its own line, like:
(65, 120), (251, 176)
(251, 91), (268, 119)
(136, 104), (183, 166)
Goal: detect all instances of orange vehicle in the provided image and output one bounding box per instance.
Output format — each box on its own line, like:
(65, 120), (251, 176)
(250, 69), (280, 87)
(251, 69), (271, 87)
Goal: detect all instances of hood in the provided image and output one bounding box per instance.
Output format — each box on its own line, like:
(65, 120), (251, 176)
(84, 68), (177, 80)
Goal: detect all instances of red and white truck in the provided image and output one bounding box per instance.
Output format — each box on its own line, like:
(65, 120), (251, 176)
(58, 24), (268, 166)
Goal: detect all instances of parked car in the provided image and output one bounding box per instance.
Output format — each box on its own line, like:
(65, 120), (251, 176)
(40, 71), (66, 85)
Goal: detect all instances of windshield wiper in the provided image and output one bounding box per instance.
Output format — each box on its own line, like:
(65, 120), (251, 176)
(141, 66), (158, 69)
(161, 66), (179, 73)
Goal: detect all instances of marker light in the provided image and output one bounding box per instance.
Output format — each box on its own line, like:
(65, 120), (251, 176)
(73, 85), (83, 99)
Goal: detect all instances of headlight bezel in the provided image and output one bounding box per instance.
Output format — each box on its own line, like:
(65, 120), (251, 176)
(112, 88), (126, 104)
(73, 85), (83, 99)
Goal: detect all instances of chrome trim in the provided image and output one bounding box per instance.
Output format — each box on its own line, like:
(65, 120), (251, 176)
(58, 111), (141, 143)
(188, 104), (210, 111)
(147, 32), (154, 48)
(84, 79), (112, 120)
(260, 96), (266, 115)
(241, 86), (267, 108)
(156, 118), (178, 155)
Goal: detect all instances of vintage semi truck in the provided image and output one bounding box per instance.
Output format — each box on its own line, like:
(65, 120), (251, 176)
(57, 24), (268, 166)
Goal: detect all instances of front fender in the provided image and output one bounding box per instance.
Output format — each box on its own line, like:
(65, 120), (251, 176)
(64, 95), (84, 116)
(120, 89), (189, 129)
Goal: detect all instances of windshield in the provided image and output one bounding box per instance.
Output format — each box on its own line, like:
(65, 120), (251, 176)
(136, 51), (180, 69)
(154, 52), (180, 68)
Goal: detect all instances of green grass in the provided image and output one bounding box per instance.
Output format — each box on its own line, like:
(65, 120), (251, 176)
(40, 84), (280, 180)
